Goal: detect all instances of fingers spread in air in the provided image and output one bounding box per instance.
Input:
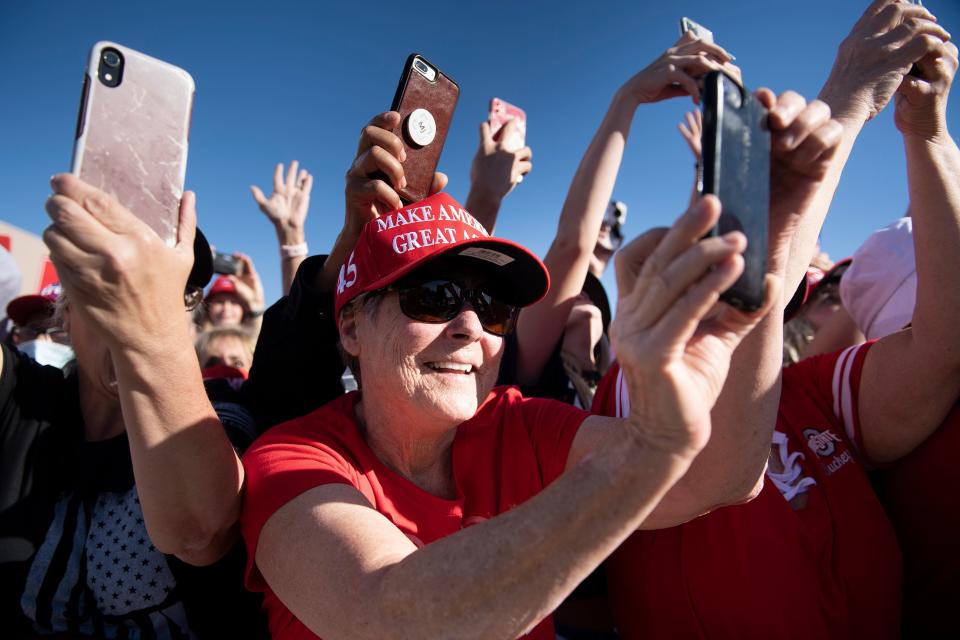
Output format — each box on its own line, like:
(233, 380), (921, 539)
(272, 163), (284, 192)
(284, 160), (299, 191)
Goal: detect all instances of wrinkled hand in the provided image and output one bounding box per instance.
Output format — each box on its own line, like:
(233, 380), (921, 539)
(758, 89), (844, 269)
(43, 174), (195, 349)
(229, 253), (265, 313)
(469, 119), (533, 202)
(820, 0), (950, 122)
(678, 110), (703, 159)
(344, 111), (447, 238)
(621, 31), (738, 105)
(895, 38), (957, 139)
(611, 196), (780, 456)
(251, 161), (313, 236)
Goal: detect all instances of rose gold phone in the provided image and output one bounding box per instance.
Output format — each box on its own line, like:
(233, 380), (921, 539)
(71, 42), (194, 245)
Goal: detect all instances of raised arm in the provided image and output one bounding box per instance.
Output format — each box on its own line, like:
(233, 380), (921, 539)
(318, 111), (448, 293)
(513, 33), (738, 386)
(254, 196), (767, 640)
(43, 175), (243, 566)
(464, 118), (532, 232)
(579, 90), (845, 526)
(858, 37), (960, 463)
(798, 0), (949, 291)
(251, 161), (314, 295)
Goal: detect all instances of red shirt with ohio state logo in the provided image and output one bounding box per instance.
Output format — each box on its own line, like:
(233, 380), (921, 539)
(240, 387), (588, 640)
(593, 342), (902, 639)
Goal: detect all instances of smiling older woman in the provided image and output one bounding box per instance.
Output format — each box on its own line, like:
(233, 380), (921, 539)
(237, 181), (781, 640)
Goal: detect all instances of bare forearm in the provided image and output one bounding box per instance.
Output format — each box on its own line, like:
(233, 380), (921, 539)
(374, 430), (692, 639)
(464, 190), (503, 234)
(514, 91), (638, 384)
(275, 224), (306, 295)
(111, 333), (243, 563)
(904, 132), (960, 355)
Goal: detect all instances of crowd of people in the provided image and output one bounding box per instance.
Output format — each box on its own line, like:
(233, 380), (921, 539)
(1, 1), (958, 638)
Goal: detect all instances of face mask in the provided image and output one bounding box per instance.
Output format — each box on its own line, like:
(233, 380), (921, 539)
(18, 340), (76, 369)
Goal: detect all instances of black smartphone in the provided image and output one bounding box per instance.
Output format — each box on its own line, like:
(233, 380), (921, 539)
(212, 252), (241, 276)
(700, 70), (770, 312)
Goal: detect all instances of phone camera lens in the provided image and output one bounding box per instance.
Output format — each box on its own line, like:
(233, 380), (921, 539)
(415, 60), (428, 73)
(103, 50), (121, 68)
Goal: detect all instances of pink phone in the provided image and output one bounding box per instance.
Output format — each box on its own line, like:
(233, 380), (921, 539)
(71, 42), (195, 245)
(488, 97), (526, 152)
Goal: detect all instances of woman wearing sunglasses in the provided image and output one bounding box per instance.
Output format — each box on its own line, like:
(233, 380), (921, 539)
(237, 167), (782, 639)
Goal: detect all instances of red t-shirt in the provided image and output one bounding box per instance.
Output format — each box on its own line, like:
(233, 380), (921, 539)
(874, 402), (960, 635)
(594, 344), (902, 639)
(241, 387), (589, 640)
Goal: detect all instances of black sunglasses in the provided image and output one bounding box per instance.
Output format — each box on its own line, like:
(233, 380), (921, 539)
(387, 279), (519, 336)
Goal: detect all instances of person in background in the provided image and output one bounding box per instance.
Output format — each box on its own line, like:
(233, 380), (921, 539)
(251, 161), (314, 296)
(0, 174), (267, 638)
(463, 117), (533, 231)
(196, 325), (255, 376)
(839, 217), (960, 636)
(596, 3), (956, 636)
(202, 252), (265, 336)
(493, 33), (741, 423)
(4, 283), (73, 369)
(782, 257), (861, 364)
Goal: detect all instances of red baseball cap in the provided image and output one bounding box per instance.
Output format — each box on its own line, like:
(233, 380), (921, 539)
(205, 276), (239, 300)
(334, 192), (549, 321)
(6, 283), (62, 326)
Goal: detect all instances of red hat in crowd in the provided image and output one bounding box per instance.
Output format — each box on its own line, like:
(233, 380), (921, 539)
(334, 192), (549, 321)
(6, 282), (62, 326)
(783, 258), (852, 322)
(205, 276), (239, 300)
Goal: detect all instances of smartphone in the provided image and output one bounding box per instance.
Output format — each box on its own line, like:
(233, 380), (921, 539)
(212, 252), (242, 276)
(387, 54), (459, 203)
(71, 42), (194, 246)
(700, 70), (770, 312)
(488, 98), (526, 152)
(679, 17), (714, 44)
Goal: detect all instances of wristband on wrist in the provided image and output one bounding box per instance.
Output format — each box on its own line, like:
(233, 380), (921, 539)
(280, 242), (309, 259)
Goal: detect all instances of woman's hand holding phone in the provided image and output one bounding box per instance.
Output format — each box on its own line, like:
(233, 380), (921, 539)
(319, 111), (448, 292)
(757, 89), (844, 277)
(620, 32), (738, 106)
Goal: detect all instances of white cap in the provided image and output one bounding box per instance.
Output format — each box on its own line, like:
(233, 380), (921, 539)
(839, 217), (916, 340)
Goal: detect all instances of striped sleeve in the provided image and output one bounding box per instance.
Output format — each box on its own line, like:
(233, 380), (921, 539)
(826, 341), (876, 460)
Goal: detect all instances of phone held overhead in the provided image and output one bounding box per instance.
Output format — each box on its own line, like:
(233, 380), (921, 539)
(71, 42), (194, 246)
(700, 70), (770, 312)
(385, 54), (459, 204)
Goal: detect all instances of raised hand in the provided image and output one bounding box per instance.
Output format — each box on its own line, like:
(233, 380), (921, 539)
(895, 37), (957, 140)
(819, 0), (950, 123)
(611, 196), (779, 455)
(230, 253), (265, 314)
(43, 174), (196, 348)
(344, 111), (447, 237)
(757, 90), (844, 269)
(678, 110), (703, 160)
(620, 31), (739, 105)
(469, 119), (533, 201)
(251, 161), (313, 235)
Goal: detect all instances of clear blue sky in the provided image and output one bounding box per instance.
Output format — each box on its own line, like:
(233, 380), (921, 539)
(2, 0), (958, 306)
